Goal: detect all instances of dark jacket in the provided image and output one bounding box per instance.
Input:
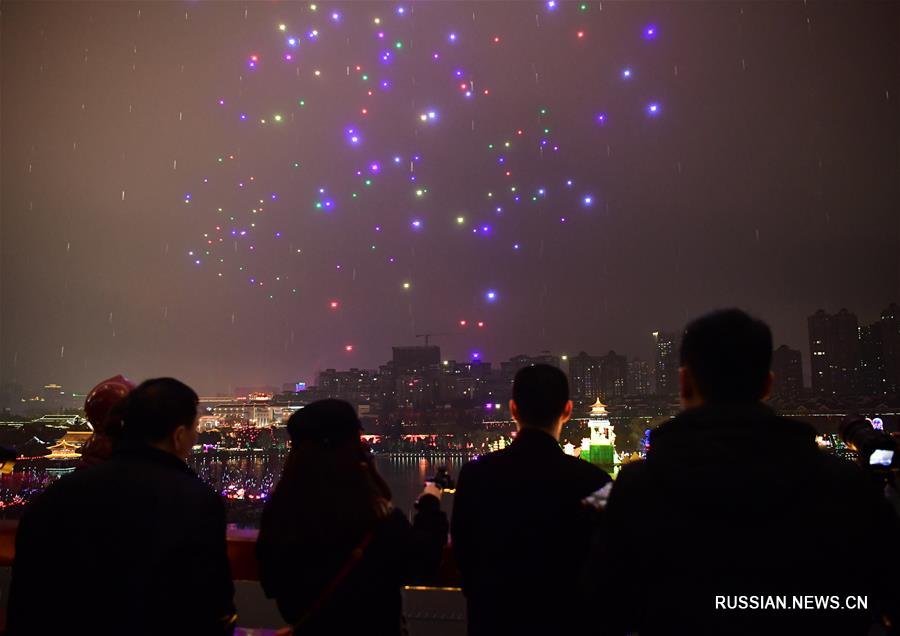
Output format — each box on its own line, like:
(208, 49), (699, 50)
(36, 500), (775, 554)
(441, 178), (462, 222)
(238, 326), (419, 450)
(451, 427), (612, 635)
(590, 403), (900, 636)
(7, 442), (235, 636)
(256, 494), (448, 635)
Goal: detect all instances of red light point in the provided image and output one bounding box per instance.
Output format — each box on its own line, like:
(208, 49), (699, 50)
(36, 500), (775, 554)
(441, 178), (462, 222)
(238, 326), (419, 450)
(345, 344), (354, 352)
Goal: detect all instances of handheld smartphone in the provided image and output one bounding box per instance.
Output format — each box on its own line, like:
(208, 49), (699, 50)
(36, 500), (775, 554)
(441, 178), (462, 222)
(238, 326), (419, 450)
(869, 449), (894, 467)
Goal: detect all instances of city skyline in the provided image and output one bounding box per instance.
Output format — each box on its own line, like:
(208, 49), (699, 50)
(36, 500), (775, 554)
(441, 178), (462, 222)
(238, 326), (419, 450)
(6, 300), (898, 405)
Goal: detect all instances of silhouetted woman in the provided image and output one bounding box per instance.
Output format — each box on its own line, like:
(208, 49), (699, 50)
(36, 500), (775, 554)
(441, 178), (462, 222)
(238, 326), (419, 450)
(78, 375), (135, 469)
(256, 399), (448, 635)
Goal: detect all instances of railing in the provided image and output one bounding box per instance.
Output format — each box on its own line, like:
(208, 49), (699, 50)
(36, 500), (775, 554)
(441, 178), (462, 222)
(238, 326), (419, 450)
(223, 525), (462, 587)
(0, 521), (464, 633)
(0, 521), (460, 584)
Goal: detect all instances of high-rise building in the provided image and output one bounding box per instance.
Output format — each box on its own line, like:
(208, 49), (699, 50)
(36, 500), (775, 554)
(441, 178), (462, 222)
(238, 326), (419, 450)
(771, 345), (803, 402)
(880, 303), (900, 395)
(391, 346), (441, 372)
(653, 331), (680, 396)
(857, 303), (900, 398)
(317, 368), (375, 404)
(599, 350), (628, 401)
(627, 359), (653, 396)
(567, 352), (603, 400)
(808, 310), (829, 394)
(440, 360), (495, 402)
(808, 309), (860, 396)
(859, 324), (887, 396)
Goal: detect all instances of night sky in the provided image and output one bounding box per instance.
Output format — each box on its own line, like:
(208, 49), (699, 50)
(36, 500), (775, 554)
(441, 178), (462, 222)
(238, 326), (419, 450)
(2, 1), (898, 394)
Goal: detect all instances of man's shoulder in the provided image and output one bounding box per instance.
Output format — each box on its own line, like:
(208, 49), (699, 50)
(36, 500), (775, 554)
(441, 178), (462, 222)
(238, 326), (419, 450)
(163, 465), (222, 508)
(36, 460), (116, 499)
(459, 446), (610, 492)
(459, 448), (510, 479)
(72, 454), (219, 506)
(560, 453), (612, 489)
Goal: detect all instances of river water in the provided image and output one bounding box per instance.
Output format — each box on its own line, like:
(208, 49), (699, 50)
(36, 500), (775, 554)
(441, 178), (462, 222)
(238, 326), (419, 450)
(0, 452), (471, 527)
(193, 452), (469, 527)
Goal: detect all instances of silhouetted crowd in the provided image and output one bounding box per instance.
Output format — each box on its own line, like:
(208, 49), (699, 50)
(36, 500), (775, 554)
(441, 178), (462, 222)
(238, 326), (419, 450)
(6, 310), (899, 635)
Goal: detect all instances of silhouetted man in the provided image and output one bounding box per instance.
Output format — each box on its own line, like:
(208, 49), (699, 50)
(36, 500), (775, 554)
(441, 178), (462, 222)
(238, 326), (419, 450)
(452, 364), (611, 635)
(8, 378), (236, 635)
(590, 309), (899, 635)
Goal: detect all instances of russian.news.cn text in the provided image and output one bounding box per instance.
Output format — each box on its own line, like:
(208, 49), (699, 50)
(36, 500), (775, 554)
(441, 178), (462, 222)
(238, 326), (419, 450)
(715, 596), (868, 611)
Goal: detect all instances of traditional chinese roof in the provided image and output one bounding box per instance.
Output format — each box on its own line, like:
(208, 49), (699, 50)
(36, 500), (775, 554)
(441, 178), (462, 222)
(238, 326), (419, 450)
(589, 398), (608, 417)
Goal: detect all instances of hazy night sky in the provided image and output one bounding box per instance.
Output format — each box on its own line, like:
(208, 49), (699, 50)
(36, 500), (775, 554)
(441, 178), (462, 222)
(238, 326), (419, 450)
(2, 1), (898, 395)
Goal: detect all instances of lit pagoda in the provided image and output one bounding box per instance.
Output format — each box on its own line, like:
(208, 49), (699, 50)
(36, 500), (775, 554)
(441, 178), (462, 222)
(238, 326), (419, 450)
(582, 398), (617, 475)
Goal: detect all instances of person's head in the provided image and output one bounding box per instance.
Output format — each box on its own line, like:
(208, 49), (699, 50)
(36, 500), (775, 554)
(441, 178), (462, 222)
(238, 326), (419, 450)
(267, 400), (391, 545)
(119, 378), (199, 460)
(84, 374), (135, 433)
(679, 309), (774, 409)
(509, 364), (573, 439)
(287, 398), (363, 448)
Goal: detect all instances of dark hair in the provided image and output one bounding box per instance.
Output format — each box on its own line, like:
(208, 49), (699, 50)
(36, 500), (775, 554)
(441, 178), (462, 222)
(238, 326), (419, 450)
(119, 378), (199, 443)
(680, 309), (773, 404)
(100, 398), (128, 439)
(286, 399), (362, 447)
(512, 364), (570, 429)
(261, 400), (391, 548)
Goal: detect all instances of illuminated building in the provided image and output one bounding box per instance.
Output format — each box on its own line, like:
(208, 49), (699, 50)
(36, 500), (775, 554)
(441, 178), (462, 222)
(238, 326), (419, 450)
(599, 351), (628, 401)
(808, 309), (860, 396)
(233, 386), (280, 398)
(568, 352), (602, 400)
(210, 401), (273, 427)
(31, 414), (85, 428)
(318, 368), (375, 404)
(860, 303), (900, 396)
(198, 416), (222, 432)
(628, 358), (653, 396)
(581, 399), (616, 475)
(881, 303), (900, 394)
(653, 331), (679, 396)
(46, 431), (92, 459)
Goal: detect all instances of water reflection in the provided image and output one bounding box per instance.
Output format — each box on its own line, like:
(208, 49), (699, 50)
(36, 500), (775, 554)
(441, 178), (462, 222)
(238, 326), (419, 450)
(0, 453), (470, 528)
